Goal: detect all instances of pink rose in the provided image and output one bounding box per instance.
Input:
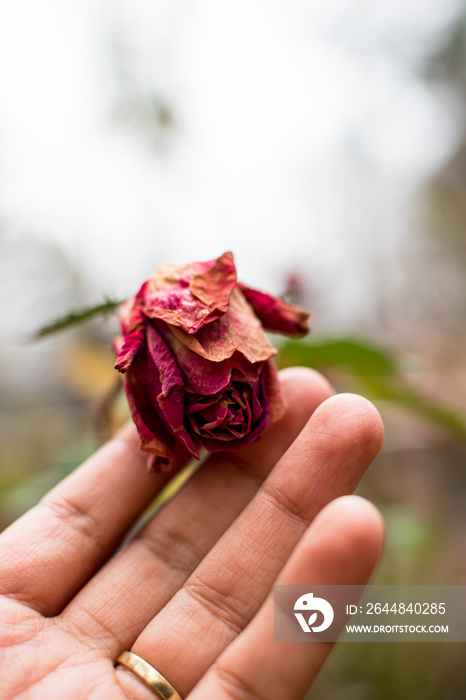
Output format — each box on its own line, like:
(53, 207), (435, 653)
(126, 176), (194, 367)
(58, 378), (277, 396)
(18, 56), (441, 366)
(114, 252), (309, 470)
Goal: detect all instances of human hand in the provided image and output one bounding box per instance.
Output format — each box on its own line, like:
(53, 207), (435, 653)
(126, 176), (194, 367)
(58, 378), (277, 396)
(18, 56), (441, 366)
(0, 368), (384, 700)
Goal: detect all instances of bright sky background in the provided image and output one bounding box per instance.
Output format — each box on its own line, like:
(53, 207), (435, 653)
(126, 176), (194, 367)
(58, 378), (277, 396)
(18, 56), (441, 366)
(0, 0), (462, 346)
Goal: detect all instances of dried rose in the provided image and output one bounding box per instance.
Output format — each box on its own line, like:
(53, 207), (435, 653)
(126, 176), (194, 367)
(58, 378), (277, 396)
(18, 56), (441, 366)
(114, 252), (309, 470)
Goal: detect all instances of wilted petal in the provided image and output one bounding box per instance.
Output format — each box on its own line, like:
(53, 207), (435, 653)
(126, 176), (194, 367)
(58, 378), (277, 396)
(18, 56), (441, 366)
(115, 284), (148, 372)
(184, 391), (223, 415)
(143, 252), (237, 334)
(158, 322), (263, 395)
(263, 358), (287, 425)
(195, 372), (271, 453)
(248, 381), (264, 424)
(196, 403), (229, 432)
(144, 324), (199, 458)
(189, 251), (237, 314)
(169, 287), (276, 364)
(122, 372), (175, 470)
(115, 326), (145, 372)
(120, 288), (144, 334)
(238, 282), (310, 337)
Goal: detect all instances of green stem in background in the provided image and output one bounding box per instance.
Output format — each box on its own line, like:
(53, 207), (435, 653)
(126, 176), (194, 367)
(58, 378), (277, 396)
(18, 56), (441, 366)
(33, 298), (124, 340)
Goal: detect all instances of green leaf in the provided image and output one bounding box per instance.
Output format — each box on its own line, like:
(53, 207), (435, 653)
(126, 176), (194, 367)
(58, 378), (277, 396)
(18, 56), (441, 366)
(278, 335), (466, 438)
(278, 336), (398, 376)
(33, 297), (124, 340)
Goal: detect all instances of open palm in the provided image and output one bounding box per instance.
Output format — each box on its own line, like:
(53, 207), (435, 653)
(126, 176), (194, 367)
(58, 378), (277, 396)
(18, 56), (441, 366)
(0, 368), (384, 700)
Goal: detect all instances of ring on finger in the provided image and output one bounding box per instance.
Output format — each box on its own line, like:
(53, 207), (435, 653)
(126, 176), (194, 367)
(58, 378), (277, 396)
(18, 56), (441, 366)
(116, 651), (183, 700)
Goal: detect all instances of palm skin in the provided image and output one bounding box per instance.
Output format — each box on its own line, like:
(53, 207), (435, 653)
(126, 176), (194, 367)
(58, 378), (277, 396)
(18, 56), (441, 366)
(0, 368), (385, 700)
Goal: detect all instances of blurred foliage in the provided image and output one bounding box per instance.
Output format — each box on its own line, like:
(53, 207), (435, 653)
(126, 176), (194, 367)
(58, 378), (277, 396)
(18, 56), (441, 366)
(279, 336), (397, 376)
(278, 336), (466, 439)
(310, 638), (465, 700)
(423, 8), (466, 84)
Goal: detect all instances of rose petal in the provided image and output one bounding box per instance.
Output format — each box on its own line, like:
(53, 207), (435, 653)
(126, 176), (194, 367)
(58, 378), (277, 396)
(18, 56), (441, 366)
(196, 372), (271, 452)
(263, 358), (287, 425)
(144, 324), (200, 458)
(158, 322), (263, 395)
(143, 252), (237, 334)
(248, 381), (264, 423)
(184, 392), (223, 415)
(169, 287), (276, 364)
(189, 251), (237, 312)
(122, 372), (175, 470)
(115, 283), (149, 372)
(196, 403), (229, 432)
(238, 282), (310, 337)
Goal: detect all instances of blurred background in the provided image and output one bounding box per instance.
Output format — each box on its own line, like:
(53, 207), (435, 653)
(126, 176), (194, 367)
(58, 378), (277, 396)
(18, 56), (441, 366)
(1, 0), (466, 697)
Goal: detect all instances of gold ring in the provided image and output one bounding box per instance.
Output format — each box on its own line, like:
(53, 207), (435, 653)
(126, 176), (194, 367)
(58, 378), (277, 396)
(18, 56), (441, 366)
(116, 651), (183, 700)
